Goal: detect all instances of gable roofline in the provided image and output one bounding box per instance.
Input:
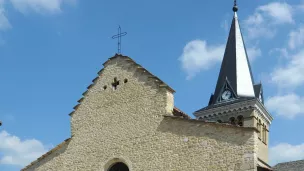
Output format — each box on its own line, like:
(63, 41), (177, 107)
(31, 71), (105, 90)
(21, 138), (71, 171)
(103, 54), (175, 93)
(258, 158), (273, 170)
(173, 107), (191, 119)
(69, 53), (175, 117)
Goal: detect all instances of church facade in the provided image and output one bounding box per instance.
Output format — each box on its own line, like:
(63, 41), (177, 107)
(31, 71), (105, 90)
(22, 2), (273, 171)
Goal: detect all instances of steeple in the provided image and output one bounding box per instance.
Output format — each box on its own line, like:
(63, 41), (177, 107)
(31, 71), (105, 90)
(210, 0), (255, 105)
(194, 3), (273, 168)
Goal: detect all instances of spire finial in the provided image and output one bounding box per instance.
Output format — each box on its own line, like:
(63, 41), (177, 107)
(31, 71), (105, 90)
(233, 0), (238, 12)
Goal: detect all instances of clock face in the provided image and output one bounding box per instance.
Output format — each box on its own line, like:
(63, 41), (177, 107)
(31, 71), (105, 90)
(221, 90), (232, 100)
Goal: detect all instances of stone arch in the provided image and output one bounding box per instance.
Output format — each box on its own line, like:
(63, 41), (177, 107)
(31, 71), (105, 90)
(104, 158), (131, 171)
(237, 115), (244, 126)
(229, 117), (236, 125)
(108, 162), (129, 171)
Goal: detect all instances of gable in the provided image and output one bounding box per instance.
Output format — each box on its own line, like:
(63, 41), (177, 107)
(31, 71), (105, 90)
(69, 54), (176, 139)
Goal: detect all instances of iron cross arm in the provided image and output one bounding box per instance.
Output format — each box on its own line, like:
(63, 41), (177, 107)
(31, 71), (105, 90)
(112, 26), (127, 54)
(112, 32), (127, 39)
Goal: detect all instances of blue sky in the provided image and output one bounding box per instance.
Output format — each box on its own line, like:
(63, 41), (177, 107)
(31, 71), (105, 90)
(0, 0), (304, 170)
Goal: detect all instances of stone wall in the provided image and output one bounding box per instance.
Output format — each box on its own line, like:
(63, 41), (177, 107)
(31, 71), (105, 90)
(23, 56), (258, 171)
(254, 111), (269, 164)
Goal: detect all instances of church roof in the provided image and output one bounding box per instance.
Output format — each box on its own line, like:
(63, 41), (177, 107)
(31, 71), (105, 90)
(194, 97), (255, 114)
(173, 107), (191, 119)
(273, 160), (304, 171)
(211, 6), (255, 105)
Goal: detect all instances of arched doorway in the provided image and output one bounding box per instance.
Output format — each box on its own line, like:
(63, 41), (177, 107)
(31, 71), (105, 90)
(108, 162), (129, 171)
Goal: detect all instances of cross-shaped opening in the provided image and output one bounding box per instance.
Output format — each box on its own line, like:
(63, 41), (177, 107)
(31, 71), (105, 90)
(112, 77), (120, 90)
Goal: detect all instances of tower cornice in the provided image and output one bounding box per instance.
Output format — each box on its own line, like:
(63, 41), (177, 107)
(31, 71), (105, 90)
(194, 99), (273, 124)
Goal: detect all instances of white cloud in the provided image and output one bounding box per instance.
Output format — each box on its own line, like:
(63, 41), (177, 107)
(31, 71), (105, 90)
(288, 25), (304, 50)
(0, 0), (76, 32)
(179, 40), (260, 80)
(243, 2), (294, 40)
(9, 0), (76, 14)
(0, 6), (11, 31)
(270, 143), (304, 166)
(247, 46), (262, 62)
(179, 40), (225, 80)
(270, 50), (304, 88)
(266, 94), (304, 119)
(269, 48), (289, 59)
(0, 130), (49, 167)
(257, 2), (294, 24)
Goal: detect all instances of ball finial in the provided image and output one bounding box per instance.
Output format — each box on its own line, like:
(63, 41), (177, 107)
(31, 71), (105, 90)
(233, 5), (238, 12)
(233, 0), (238, 12)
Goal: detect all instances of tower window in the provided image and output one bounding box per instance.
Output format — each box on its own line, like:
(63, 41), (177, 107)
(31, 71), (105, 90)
(262, 125), (267, 144)
(262, 123), (265, 142)
(229, 117), (236, 125)
(258, 119), (261, 139)
(237, 115), (244, 126)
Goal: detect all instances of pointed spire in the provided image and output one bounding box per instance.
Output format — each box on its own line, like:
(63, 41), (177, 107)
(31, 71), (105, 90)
(211, 1), (255, 104)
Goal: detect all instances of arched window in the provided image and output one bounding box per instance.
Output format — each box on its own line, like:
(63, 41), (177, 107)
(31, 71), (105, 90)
(237, 115), (244, 126)
(229, 117), (236, 125)
(264, 126), (267, 144)
(263, 125), (267, 144)
(262, 123), (265, 142)
(258, 119), (261, 139)
(217, 120), (222, 123)
(108, 162), (129, 171)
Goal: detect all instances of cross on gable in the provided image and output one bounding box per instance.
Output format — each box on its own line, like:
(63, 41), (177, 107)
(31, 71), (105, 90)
(112, 77), (120, 90)
(112, 26), (127, 54)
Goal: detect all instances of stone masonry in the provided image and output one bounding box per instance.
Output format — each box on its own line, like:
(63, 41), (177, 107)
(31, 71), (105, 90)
(22, 55), (259, 171)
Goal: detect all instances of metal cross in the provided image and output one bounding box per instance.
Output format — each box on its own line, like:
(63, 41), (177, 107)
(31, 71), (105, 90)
(112, 26), (127, 54)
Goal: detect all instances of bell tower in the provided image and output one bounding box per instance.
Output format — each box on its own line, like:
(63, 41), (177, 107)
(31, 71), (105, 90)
(193, 1), (273, 168)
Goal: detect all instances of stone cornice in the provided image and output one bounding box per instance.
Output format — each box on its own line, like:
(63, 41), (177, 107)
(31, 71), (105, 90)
(194, 99), (273, 124)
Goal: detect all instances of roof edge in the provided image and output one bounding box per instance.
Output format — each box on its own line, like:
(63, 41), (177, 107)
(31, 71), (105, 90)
(21, 138), (72, 171)
(69, 53), (175, 117)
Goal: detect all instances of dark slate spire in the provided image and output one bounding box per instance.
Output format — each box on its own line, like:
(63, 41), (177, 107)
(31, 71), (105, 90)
(211, 1), (255, 105)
